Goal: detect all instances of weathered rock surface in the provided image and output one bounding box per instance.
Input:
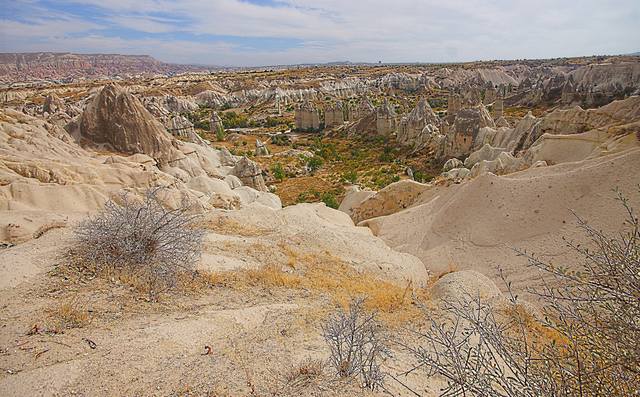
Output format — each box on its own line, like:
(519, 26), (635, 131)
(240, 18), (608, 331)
(232, 157), (267, 192)
(78, 83), (176, 163)
(349, 180), (431, 224)
(397, 98), (440, 148)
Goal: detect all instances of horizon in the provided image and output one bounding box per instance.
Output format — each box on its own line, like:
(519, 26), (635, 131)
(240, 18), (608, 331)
(1, 1), (639, 67)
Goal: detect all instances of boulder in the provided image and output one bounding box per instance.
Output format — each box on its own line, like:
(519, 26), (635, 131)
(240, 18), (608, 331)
(464, 144), (507, 168)
(443, 158), (464, 172)
(232, 157), (267, 192)
(442, 167), (471, 180)
(254, 139), (269, 156)
(350, 180), (430, 224)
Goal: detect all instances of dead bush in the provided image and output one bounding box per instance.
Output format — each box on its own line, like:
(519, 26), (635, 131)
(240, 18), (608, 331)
(71, 187), (204, 297)
(403, 188), (640, 396)
(322, 297), (390, 390)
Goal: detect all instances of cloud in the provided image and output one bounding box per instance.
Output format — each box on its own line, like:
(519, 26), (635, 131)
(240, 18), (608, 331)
(1, 0), (639, 66)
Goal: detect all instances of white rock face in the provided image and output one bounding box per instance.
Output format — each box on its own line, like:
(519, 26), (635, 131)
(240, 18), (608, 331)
(442, 167), (471, 180)
(464, 144), (507, 168)
(231, 157), (268, 192)
(348, 180), (431, 224)
(338, 186), (376, 218)
(204, 202), (428, 284)
(443, 158), (464, 172)
(397, 98), (440, 149)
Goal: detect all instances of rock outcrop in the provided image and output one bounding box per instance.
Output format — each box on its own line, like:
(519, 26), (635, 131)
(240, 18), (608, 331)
(78, 83), (176, 163)
(294, 102), (321, 131)
(232, 157), (267, 192)
(324, 101), (345, 128)
(375, 99), (397, 136)
(397, 98), (440, 149)
(348, 180), (430, 224)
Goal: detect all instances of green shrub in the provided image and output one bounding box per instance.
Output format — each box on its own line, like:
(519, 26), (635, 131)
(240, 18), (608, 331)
(215, 125), (225, 142)
(342, 170), (358, 184)
(306, 156), (324, 173)
(220, 111), (249, 128)
(321, 192), (339, 209)
(271, 163), (285, 182)
(413, 171), (434, 183)
(378, 146), (395, 163)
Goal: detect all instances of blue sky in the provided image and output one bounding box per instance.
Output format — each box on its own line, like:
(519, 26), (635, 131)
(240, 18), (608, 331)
(1, 0), (639, 66)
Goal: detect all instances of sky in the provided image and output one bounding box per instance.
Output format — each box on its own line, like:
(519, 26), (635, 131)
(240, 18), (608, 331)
(1, 0), (639, 67)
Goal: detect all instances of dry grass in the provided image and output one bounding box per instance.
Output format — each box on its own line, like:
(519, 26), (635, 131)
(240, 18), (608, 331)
(46, 298), (91, 331)
(201, 251), (428, 325)
(32, 221), (66, 239)
(281, 358), (325, 391)
(200, 216), (272, 237)
(503, 304), (569, 347)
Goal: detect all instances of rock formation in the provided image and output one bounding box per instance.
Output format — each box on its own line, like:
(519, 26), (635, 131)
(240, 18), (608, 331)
(78, 83), (176, 163)
(43, 93), (64, 114)
(210, 112), (224, 135)
(324, 101), (345, 128)
(254, 139), (269, 156)
(294, 101), (321, 131)
(232, 157), (267, 191)
(445, 103), (496, 158)
(375, 99), (397, 136)
(397, 98), (441, 150)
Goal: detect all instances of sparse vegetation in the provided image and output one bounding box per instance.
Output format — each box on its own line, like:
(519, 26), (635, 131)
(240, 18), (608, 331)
(47, 298), (91, 331)
(320, 192), (339, 209)
(271, 162), (285, 182)
(342, 169), (358, 184)
(405, 189), (640, 396)
(322, 298), (389, 390)
(305, 155), (324, 173)
(69, 188), (205, 300)
(215, 124), (225, 141)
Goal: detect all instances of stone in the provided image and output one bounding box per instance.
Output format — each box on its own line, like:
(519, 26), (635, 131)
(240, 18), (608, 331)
(232, 157), (267, 192)
(492, 99), (504, 120)
(443, 158), (464, 172)
(375, 98), (397, 135)
(43, 93), (64, 114)
(397, 98), (440, 148)
(464, 143), (507, 168)
(294, 101), (321, 131)
(210, 112), (224, 135)
(442, 167), (471, 180)
(255, 139), (269, 156)
(324, 101), (345, 128)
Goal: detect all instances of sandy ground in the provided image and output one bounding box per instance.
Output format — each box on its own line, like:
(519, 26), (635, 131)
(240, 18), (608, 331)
(0, 221), (445, 396)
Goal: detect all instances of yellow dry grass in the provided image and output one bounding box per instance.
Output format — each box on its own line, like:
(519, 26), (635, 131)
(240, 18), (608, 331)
(200, 251), (428, 325)
(46, 298), (91, 330)
(200, 215), (272, 237)
(504, 304), (569, 347)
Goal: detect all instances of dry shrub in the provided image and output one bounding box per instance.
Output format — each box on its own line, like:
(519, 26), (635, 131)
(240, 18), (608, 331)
(69, 187), (204, 299)
(404, 189), (640, 396)
(322, 298), (389, 391)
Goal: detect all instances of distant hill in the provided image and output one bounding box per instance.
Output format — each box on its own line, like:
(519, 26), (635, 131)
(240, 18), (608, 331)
(0, 52), (214, 83)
